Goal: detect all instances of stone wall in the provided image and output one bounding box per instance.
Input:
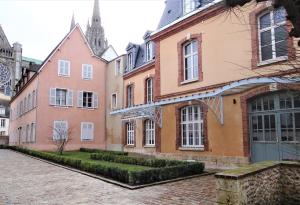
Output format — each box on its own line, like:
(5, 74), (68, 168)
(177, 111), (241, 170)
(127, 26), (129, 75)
(215, 161), (300, 205)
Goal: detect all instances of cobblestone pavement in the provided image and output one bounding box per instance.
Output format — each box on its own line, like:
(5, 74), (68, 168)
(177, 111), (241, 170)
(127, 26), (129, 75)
(0, 149), (217, 205)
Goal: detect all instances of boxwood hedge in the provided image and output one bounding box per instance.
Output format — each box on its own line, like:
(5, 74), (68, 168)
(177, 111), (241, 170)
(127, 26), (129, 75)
(79, 148), (128, 156)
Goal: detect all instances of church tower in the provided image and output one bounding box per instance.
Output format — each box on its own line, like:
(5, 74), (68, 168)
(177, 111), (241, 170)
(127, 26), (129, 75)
(85, 0), (108, 56)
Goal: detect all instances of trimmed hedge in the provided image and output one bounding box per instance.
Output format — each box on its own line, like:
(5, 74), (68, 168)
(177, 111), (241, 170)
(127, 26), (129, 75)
(91, 153), (187, 167)
(10, 146), (205, 186)
(79, 148), (128, 156)
(0, 144), (8, 149)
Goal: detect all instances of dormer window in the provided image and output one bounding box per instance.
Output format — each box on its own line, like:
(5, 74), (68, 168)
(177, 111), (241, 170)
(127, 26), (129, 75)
(128, 53), (133, 71)
(183, 0), (197, 15)
(146, 41), (153, 62)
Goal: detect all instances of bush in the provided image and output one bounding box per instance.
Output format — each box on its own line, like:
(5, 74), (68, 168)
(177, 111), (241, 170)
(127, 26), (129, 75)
(91, 153), (187, 168)
(0, 144), (8, 149)
(79, 148), (128, 156)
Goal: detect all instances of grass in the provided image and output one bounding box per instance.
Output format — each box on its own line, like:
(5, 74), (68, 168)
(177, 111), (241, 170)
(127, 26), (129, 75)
(50, 151), (153, 172)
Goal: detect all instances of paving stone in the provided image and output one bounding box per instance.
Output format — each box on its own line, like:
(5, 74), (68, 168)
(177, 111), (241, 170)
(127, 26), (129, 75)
(0, 150), (217, 205)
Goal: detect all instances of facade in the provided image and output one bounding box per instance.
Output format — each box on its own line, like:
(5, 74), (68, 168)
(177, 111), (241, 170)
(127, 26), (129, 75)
(0, 93), (10, 145)
(9, 25), (107, 151)
(111, 0), (300, 166)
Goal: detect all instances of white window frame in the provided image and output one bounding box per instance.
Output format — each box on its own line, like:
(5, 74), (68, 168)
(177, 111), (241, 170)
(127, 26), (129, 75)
(53, 120), (68, 141)
(50, 88), (73, 107)
(81, 122), (94, 141)
(82, 64), (93, 80)
(183, 0), (196, 15)
(145, 119), (155, 146)
(146, 41), (153, 62)
(0, 108), (5, 115)
(111, 93), (117, 109)
(127, 85), (134, 107)
(258, 8), (287, 64)
(126, 122), (135, 145)
(146, 78), (153, 103)
(115, 59), (121, 76)
(77, 91), (98, 109)
(128, 53), (133, 71)
(58, 60), (70, 77)
(181, 105), (203, 148)
(183, 40), (198, 81)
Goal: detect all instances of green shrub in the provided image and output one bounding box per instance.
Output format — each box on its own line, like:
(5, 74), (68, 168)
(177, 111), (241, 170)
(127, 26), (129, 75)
(79, 148), (128, 156)
(0, 144), (8, 149)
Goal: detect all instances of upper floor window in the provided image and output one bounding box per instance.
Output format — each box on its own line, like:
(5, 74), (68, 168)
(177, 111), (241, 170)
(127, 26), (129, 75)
(0, 108), (5, 115)
(58, 60), (70, 77)
(146, 42), (153, 62)
(128, 53), (133, 71)
(82, 64), (93, 80)
(258, 7), (288, 62)
(181, 105), (203, 148)
(146, 78), (153, 103)
(127, 85), (134, 107)
(78, 91), (98, 109)
(115, 59), (121, 76)
(49, 88), (73, 107)
(0, 119), (5, 128)
(183, 0), (196, 15)
(111, 93), (117, 109)
(183, 40), (198, 81)
(81, 122), (94, 141)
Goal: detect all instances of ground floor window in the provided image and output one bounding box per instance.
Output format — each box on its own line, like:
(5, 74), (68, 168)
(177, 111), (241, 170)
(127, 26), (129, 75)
(81, 122), (94, 141)
(53, 121), (68, 141)
(145, 119), (155, 146)
(126, 122), (135, 145)
(181, 105), (203, 148)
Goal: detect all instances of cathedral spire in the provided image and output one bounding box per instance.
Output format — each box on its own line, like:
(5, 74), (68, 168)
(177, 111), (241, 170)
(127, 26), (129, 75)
(70, 12), (75, 31)
(92, 0), (101, 25)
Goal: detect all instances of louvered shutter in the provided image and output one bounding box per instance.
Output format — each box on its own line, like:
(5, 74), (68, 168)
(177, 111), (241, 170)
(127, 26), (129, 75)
(50, 88), (56, 105)
(93, 93), (99, 108)
(67, 90), (73, 106)
(89, 66), (93, 79)
(78, 91), (83, 107)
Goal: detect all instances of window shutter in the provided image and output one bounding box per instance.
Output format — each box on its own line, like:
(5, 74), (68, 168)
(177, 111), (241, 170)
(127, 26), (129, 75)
(89, 123), (94, 140)
(67, 61), (70, 76)
(49, 88), (56, 105)
(93, 93), (99, 108)
(34, 89), (38, 107)
(53, 121), (58, 140)
(78, 91), (83, 107)
(67, 90), (73, 106)
(59, 61), (64, 75)
(89, 66), (93, 79)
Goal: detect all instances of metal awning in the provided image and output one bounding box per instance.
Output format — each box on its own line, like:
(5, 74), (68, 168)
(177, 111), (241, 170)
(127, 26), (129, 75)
(111, 77), (300, 127)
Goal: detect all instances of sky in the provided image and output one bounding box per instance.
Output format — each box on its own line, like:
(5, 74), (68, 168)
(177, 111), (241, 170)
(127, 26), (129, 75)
(0, 0), (165, 61)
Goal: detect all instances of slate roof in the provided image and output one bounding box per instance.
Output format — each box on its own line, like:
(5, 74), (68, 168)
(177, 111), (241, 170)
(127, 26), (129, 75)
(0, 25), (11, 50)
(157, 0), (215, 29)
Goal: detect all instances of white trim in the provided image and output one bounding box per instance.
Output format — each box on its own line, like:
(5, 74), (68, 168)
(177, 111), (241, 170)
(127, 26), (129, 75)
(82, 64), (93, 80)
(58, 60), (70, 77)
(81, 122), (94, 141)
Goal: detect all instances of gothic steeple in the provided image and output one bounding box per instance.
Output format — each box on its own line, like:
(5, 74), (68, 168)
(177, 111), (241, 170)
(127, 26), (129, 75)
(70, 13), (75, 31)
(85, 0), (108, 56)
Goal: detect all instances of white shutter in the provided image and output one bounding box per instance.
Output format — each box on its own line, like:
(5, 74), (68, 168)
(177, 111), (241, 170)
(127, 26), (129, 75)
(58, 61), (64, 75)
(34, 89), (38, 107)
(67, 90), (73, 106)
(53, 121), (59, 140)
(93, 92), (98, 108)
(89, 123), (94, 140)
(66, 61), (70, 76)
(81, 123), (87, 140)
(89, 66), (93, 79)
(50, 88), (56, 105)
(78, 91), (83, 107)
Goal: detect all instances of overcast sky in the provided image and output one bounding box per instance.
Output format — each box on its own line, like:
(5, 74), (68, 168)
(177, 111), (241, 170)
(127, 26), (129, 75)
(0, 0), (165, 60)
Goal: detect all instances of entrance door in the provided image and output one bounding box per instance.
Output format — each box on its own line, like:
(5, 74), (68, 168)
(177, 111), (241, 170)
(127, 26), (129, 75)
(249, 91), (300, 163)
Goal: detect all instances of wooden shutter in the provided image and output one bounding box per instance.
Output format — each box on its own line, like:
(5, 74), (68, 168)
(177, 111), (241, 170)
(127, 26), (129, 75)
(89, 66), (93, 79)
(49, 88), (56, 105)
(67, 90), (73, 106)
(66, 61), (70, 76)
(78, 91), (83, 107)
(93, 92), (99, 108)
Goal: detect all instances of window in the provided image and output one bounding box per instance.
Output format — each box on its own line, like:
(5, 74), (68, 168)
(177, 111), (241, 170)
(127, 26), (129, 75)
(146, 78), (153, 103)
(183, 40), (198, 81)
(181, 105), (203, 148)
(258, 7), (288, 62)
(0, 119), (5, 128)
(0, 108), (5, 115)
(81, 122), (94, 141)
(145, 120), (155, 146)
(146, 42), (153, 62)
(49, 88), (73, 107)
(24, 97), (27, 113)
(126, 122), (135, 145)
(32, 90), (36, 108)
(77, 91), (98, 109)
(0, 131), (5, 136)
(115, 59), (121, 76)
(82, 64), (93, 80)
(111, 93), (117, 109)
(28, 94), (31, 110)
(128, 53), (133, 71)
(53, 121), (68, 141)
(183, 0), (196, 15)
(26, 124), (30, 143)
(127, 85), (134, 107)
(30, 123), (36, 143)
(20, 101), (23, 115)
(58, 60), (70, 76)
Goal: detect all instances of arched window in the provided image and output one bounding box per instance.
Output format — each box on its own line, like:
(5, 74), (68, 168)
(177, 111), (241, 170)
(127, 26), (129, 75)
(181, 105), (203, 147)
(183, 40), (198, 81)
(146, 78), (153, 103)
(258, 7), (287, 62)
(126, 122), (135, 145)
(145, 120), (155, 146)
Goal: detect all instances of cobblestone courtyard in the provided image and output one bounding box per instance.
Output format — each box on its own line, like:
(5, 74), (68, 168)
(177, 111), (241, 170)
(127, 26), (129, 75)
(0, 150), (217, 205)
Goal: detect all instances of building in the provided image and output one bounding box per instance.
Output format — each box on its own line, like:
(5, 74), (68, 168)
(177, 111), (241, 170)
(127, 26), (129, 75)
(111, 0), (300, 166)
(0, 93), (10, 145)
(9, 25), (107, 150)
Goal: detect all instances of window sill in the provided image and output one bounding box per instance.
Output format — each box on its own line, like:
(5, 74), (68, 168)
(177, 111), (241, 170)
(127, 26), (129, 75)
(81, 139), (94, 142)
(257, 56), (288, 67)
(180, 78), (199, 85)
(125, 145), (135, 148)
(144, 145), (156, 148)
(51, 105), (72, 108)
(179, 147), (204, 151)
(58, 74), (70, 78)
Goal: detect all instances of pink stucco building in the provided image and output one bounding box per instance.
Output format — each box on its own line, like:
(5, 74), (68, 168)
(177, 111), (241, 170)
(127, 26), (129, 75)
(9, 25), (107, 151)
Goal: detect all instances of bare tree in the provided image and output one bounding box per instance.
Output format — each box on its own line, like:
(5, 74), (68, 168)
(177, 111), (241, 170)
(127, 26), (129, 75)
(50, 123), (73, 155)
